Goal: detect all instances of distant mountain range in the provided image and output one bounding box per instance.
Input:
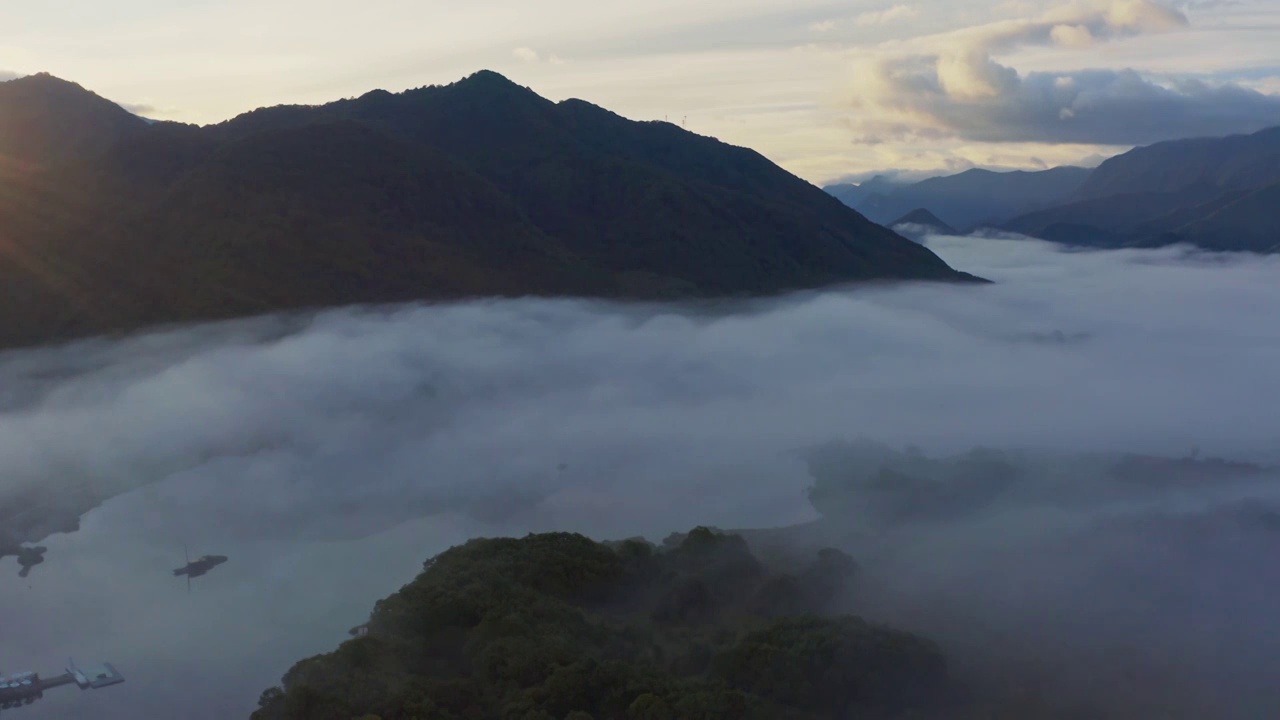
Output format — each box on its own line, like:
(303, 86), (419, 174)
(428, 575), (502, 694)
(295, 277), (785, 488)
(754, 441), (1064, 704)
(826, 126), (1280, 253)
(1002, 127), (1280, 252)
(825, 167), (1091, 231)
(0, 72), (980, 351)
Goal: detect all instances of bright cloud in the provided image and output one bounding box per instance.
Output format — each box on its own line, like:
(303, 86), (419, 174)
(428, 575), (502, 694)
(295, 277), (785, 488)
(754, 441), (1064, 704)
(511, 47), (565, 65)
(842, 0), (1280, 147)
(1049, 23), (1095, 48)
(855, 4), (921, 27)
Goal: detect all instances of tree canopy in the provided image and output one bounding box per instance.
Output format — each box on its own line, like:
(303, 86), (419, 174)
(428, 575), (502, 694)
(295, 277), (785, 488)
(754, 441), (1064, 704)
(251, 527), (949, 720)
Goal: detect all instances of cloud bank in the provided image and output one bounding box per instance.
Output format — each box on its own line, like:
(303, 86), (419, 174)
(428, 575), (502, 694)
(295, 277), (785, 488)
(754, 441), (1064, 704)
(848, 0), (1280, 145)
(3, 235), (1280, 717)
(3, 235), (1280, 542)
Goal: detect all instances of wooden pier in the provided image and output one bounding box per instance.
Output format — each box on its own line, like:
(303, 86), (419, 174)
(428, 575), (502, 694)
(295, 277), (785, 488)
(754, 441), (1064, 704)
(0, 660), (124, 711)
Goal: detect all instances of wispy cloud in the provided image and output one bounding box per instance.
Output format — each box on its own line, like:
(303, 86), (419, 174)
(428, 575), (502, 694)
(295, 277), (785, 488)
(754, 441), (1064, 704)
(120, 101), (157, 115)
(1174, 0), (1244, 10)
(854, 4), (920, 27)
(810, 5), (920, 33)
(512, 46), (565, 65)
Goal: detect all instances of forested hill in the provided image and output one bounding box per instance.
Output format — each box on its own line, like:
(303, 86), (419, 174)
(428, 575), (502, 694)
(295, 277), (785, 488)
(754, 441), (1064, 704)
(0, 71), (981, 351)
(250, 527), (954, 720)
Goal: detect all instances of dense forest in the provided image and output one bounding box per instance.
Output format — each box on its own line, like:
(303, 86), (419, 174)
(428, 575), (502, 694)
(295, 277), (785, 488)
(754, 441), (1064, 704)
(250, 527), (956, 720)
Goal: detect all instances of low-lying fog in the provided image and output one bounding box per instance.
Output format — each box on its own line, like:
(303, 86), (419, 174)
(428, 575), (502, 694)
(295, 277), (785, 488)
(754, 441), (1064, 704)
(2, 234), (1278, 718)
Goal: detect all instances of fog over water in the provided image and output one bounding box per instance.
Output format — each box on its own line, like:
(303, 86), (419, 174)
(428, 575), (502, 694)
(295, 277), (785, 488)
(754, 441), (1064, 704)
(2, 234), (1279, 718)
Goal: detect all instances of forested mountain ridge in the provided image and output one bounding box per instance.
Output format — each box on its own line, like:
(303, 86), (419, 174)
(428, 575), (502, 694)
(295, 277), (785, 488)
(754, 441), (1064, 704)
(0, 70), (981, 351)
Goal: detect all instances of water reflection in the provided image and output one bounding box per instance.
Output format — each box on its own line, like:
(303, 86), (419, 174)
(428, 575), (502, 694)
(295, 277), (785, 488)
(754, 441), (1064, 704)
(0, 457), (814, 719)
(0, 484), (488, 720)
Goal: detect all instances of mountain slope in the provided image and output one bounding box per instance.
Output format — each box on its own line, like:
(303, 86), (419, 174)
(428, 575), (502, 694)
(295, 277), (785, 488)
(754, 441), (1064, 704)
(0, 71), (981, 351)
(1159, 181), (1280, 253)
(825, 166), (1089, 229)
(109, 122), (605, 323)
(1075, 126), (1280, 201)
(208, 72), (966, 292)
(1001, 183), (1216, 245)
(0, 73), (147, 168)
(823, 175), (900, 211)
(1001, 126), (1280, 251)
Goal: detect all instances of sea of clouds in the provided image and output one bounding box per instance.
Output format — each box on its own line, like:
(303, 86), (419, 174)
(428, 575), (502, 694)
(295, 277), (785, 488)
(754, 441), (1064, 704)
(2, 233), (1279, 718)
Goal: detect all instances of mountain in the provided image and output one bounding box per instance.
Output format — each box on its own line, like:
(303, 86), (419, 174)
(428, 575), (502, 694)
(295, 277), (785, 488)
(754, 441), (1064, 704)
(0, 73), (147, 167)
(824, 174), (902, 210)
(1002, 126), (1280, 252)
(1154, 180), (1280, 253)
(0, 71), (981, 351)
(1000, 183), (1211, 247)
(825, 166), (1090, 230)
(889, 208), (958, 239)
(1074, 126), (1280, 201)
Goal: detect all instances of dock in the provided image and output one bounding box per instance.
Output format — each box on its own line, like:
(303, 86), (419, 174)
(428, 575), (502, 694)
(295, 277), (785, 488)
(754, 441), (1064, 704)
(0, 659), (124, 711)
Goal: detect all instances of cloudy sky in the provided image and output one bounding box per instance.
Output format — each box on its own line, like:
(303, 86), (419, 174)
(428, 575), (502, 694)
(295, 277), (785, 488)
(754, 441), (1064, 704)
(2, 1), (1279, 183)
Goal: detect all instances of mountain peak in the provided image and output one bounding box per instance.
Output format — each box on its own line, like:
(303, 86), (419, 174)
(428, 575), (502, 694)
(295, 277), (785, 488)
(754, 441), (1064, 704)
(463, 69), (513, 82)
(0, 72), (146, 167)
(453, 69), (527, 93)
(952, 167), (998, 179)
(8, 70), (72, 83)
(411, 69), (548, 111)
(1, 71), (98, 98)
(891, 208), (957, 236)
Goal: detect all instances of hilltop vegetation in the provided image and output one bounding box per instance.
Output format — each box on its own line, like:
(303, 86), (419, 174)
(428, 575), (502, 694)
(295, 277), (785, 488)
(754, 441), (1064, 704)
(250, 527), (951, 720)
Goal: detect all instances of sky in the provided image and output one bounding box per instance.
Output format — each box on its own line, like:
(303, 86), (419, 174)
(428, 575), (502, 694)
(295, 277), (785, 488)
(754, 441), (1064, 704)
(2, 0), (1278, 184)
(3, 234), (1280, 717)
